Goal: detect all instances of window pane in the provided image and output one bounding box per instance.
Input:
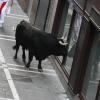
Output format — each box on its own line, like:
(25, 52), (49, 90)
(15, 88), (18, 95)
(65, 14), (82, 74)
(82, 31), (100, 100)
(58, 3), (73, 39)
(57, 3), (73, 67)
(63, 3), (73, 39)
(57, 3), (82, 75)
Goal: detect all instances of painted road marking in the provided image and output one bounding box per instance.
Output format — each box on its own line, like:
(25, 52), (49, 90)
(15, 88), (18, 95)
(0, 49), (20, 100)
(0, 34), (15, 39)
(0, 97), (14, 100)
(6, 14), (29, 20)
(0, 37), (55, 72)
(0, 36), (57, 76)
(8, 67), (56, 76)
(0, 37), (15, 42)
(7, 63), (55, 73)
(7, 14), (28, 19)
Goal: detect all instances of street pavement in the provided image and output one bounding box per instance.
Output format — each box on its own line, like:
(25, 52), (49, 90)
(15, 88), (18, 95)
(0, 1), (74, 100)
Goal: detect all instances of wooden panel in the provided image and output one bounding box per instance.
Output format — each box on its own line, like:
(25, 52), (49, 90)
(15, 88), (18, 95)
(86, 0), (100, 15)
(93, 0), (100, 11)
(90, 7), (100, 30)
(85, 0), (93, 14)
(74, 0), (86, 10)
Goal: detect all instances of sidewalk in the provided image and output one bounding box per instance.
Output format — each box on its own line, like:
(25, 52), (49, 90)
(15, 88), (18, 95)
(3, 0), (29, 36)
(0, 1), (28, 99)
(0, 1), (78, 100)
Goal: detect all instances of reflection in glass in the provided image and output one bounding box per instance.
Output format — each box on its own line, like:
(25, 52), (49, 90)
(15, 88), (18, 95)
(65, 14), (82, 74)
(57, 3), (73, 67)
(57, 2), (82, 75)
(63, 3), (73, 39)
(82, 32), (100, 100)
(58, 3), (73, 39)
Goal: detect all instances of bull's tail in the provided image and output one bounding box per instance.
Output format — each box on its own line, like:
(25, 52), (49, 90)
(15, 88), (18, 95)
(13, 45), (17, 50)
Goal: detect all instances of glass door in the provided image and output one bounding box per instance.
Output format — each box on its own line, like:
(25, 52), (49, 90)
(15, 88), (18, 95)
(57, 2), (74, 75)
(82, 27), (100, 100)
(64, 13), (82, 74)
(57, 2), (82, 75)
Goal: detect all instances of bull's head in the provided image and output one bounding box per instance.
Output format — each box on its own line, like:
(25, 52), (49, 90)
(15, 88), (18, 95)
(58, 36), (68, 46)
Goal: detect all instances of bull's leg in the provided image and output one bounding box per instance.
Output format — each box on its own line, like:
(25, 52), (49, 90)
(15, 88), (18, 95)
(22, 47), (26, 63)
(14, 45), (19, 59)
(38, 60), (43, 72)
(26, 51), (33, 68)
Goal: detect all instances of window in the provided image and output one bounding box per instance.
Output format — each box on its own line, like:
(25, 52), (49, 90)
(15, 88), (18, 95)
(65, 13), (82, 74)
(57, 3), (73, 67)
(57, 3), (73, 39)
(57, 2), (82, 75)
(82, 27), (100, 100)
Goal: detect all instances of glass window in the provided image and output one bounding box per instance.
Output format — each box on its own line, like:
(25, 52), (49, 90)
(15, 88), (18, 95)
(58, 3), (73, 39)
(57, 3), (73, 68)
(57, 2), (82, 75)
(64, 13), (82, 74)
(82, 29), (100, 100)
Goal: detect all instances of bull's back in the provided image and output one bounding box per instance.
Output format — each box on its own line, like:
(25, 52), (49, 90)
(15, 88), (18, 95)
(15, 23), (33, 48)
(15, 20), (59, 52)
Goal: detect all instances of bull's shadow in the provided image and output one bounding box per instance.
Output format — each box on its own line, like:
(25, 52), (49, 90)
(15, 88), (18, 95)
(13, 47), (27, 67)
(13, 57), (26, 66)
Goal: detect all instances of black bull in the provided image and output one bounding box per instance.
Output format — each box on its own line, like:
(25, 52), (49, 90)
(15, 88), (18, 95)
(13, 20), (68, 72)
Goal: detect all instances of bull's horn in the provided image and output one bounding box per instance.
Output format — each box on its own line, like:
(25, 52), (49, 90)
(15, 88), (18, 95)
(58, 36), (64, 41)
(59, 36), (64, 39)
(59, 41), (68, 46)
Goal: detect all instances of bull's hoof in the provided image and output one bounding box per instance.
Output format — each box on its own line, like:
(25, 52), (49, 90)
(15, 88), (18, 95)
(38, 68), (43, 72)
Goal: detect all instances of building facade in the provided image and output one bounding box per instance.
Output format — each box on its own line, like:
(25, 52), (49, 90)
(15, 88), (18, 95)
(17, 0), (100, 100)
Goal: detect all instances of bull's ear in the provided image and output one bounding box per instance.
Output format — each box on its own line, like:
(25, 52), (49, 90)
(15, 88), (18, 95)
(59, 41), (68, 46)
